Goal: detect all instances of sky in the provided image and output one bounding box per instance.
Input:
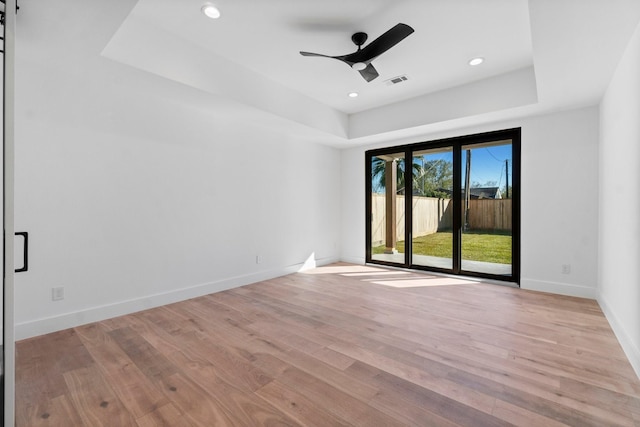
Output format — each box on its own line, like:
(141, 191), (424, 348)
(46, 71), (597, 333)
(373, 142), (513, 193)
(412, 142), (512, 189)
(462, 144), (512, 189)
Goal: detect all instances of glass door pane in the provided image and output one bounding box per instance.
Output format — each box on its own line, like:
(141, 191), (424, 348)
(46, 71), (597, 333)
(461, 140), (513, 276)
(412, 147), (453, 269)
(370, 152), (406, 264)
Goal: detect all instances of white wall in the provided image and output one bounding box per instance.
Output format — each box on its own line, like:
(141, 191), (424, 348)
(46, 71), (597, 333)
(349, 67), (538, 139)
(14, 48), (341, 339)
(341, 106), (600, 298)
(598, 21), (640, 378)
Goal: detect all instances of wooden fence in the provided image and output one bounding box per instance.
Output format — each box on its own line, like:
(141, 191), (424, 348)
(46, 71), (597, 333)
(371, 195), (511, 245)
(465, 198), (512, 231)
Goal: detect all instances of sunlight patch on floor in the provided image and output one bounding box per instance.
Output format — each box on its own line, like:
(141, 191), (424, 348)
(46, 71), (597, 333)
(301, 265), (388, 275)
(372, 277), (476, 288)
(340, 271), (412, 277)
(300, 263), (482, 289)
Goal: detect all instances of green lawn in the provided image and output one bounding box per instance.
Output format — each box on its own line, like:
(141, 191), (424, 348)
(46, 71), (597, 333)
(373, 231), (512, 264)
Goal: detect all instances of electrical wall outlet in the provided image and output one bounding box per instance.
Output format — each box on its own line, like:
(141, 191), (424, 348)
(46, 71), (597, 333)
(256, 255), (262, 264)
(561, 264), (571, 274)
(52, 286), (65, 301)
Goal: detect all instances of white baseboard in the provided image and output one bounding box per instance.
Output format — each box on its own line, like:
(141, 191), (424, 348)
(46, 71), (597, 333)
(340, 255), (366, 265)
(15, 256), (340, 341)
(598, 293), (640, 380)
(520, 278), (597, 299)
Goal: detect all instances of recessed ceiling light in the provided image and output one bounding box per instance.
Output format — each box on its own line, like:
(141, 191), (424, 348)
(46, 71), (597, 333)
(468, 57), (484, 66)
(201, 4), (221, 19)
(348, 92), (359, 98)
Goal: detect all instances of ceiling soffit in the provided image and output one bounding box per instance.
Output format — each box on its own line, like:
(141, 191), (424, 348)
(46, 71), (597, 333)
(100, 0), (640, 144)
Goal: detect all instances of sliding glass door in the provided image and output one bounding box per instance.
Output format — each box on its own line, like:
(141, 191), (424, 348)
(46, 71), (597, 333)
(461, 141), (513, 276)
(412, 147), (453, 270)
(366, 129), (520, 284)
(370, 152), (406, 264)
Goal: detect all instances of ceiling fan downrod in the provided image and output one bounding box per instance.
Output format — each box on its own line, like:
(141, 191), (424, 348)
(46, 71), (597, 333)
(351, 32), (368, 50)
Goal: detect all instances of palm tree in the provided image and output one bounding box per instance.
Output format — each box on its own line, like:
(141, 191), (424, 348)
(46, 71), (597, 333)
(371, 156), (423, 194)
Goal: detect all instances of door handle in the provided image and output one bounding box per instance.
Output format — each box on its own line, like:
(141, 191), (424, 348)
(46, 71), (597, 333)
(15, 231), (28, 273)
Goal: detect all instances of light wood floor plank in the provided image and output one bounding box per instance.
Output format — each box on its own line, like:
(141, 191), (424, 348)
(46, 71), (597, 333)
(134, 402), (195, 427)
(15, 262), (640, 426)
(74, 323), (169, 419)
(255, 380), (352, 427)
(63, 366), (137, 427)
(15, 329), (95, 425)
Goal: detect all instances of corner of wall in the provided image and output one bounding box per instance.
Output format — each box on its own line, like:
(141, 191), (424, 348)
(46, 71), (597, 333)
(520, 278), (597, 299)
(598, 292), (640, 379)
(596, 15), (640, 382)
(339, 256), (366, 265)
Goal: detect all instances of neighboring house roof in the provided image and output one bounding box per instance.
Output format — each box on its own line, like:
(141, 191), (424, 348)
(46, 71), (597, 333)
(436, 187), (503, 199)
(397, 186), (503, 199)
(468, 187), (502, 199)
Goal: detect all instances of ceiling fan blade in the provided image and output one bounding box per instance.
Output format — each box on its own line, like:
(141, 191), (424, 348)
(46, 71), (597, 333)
(300, 51), (352, 70)
(300, 51), (335, 59)
(359, 63), (379, 82)
(350, 23), (414, 63)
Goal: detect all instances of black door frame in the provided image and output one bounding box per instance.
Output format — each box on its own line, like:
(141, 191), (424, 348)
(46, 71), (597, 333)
(365, 128), (521, 284)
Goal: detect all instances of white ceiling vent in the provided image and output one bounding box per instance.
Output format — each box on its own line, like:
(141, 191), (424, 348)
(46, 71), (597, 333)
(385, 75), (409, 86)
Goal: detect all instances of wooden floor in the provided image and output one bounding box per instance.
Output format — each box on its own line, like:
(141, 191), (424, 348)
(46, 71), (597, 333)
(15, 263), (640, 426)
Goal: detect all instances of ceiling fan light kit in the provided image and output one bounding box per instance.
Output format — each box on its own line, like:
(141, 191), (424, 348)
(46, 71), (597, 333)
(201, 3), (221, 19)
(300, 23), (415, 82)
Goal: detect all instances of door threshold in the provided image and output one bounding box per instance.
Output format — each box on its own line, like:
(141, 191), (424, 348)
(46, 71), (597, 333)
(365, 262), (519, 288)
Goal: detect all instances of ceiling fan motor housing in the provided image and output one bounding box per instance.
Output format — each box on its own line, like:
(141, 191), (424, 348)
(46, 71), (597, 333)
(351, 32), (368, 48)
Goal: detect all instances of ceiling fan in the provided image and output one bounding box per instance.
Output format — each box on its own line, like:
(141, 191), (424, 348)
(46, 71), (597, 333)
(300, 23), (414, 82)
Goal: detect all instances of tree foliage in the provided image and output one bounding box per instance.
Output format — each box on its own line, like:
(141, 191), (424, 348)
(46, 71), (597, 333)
(417, 159), (453, 198)
(371, 156), (453, 198)
(371, 157), (422, 193)
(471, 180), (497, 188)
